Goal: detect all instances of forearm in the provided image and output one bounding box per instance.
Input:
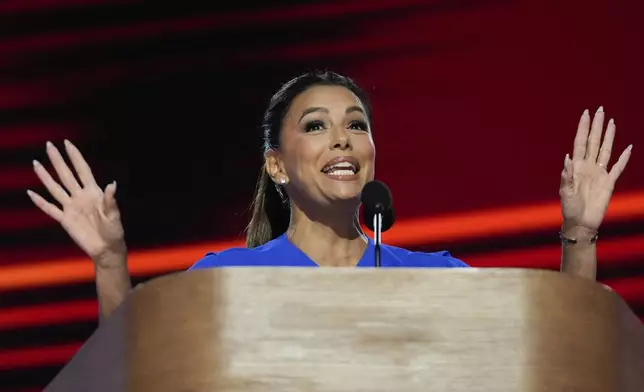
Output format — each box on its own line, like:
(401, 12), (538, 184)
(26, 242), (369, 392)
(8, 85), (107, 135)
(559, 224), (598, 281)
(94, 253), (132, 323)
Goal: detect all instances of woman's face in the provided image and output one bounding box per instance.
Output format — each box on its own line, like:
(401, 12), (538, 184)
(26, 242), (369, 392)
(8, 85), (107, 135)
(267, 85), (375, 210)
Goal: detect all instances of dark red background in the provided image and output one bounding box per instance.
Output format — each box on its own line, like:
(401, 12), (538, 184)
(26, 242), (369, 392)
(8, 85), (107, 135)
(0, 1), (642, 390)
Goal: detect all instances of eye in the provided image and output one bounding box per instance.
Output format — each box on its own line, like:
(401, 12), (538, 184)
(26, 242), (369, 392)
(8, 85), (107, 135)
(348, 120), (368, 132)
(305, 120), (325, 132)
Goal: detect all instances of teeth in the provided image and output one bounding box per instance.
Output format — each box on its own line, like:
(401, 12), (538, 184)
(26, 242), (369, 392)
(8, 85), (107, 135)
(326, 170), (355, 176)
(323, 162), (357, 173)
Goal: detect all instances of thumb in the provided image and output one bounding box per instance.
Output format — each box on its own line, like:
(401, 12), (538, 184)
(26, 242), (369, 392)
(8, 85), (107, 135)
(103, 181), (119, 214)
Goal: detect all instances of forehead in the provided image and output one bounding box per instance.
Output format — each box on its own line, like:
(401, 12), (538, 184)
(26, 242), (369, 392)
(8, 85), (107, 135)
(288, 85), (365, 115)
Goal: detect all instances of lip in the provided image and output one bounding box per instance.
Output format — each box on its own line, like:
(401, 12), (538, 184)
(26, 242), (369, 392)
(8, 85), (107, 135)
(321, 156), (360, 181)
(321, 156), (360, 172)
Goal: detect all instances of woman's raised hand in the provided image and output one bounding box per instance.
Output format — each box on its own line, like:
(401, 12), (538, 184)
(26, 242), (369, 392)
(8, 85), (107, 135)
(559, 107), (633, 233)
(28, 140), (126, 268)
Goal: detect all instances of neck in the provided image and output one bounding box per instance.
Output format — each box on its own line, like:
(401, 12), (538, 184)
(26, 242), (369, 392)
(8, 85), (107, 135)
(286, 202), (367, 267)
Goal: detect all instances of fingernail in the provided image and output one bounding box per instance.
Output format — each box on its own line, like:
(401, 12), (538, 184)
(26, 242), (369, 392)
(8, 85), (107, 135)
(583, 109), (589, 116)
(609, 118), (614, 125)
(113, 180), (117, 190)
(628, 144), (633, 150)
(64, 139), (70, 146)
(26, 189), (34, 197)
(46, 141), (53, 149)
(32, 159), (40, 167)
(596, 106), (604, 113)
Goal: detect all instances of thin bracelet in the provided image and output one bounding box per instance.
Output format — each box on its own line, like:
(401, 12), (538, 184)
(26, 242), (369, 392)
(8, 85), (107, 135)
(559, 231), (599, 245)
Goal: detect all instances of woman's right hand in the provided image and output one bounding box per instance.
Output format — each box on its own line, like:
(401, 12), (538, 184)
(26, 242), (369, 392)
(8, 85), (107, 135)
(28, 140), (126, 269)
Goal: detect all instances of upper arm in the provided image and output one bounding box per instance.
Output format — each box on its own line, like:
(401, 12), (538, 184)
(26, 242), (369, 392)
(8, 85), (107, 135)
(436, 251), (469, 267)
(406, 250), (470, 268)
(445, 256), (470, 268)
(189, 252), (221, 270)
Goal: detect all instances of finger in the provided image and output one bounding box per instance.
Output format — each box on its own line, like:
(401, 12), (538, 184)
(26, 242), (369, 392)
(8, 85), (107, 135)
(33, 160), (70, 205)
(27, 189), (64, 222)
(585, 106), (605, 161)
(608, 145), (632, 183)
(46, 141), (82, 194)
(597, 118), (615, 166)
(560, 154), (573, 187)
(103, 181), (118, 213)
(561, 153), (571, 176)
(64, 139), (99, 189)
(572, 109), (590, 160)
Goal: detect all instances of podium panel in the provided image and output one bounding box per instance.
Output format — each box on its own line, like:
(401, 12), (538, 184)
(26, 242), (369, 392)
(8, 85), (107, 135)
(45, 268), (644, 392)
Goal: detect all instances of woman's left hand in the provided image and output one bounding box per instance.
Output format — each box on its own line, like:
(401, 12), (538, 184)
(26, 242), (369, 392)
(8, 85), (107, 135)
(559, 107), (632, 233)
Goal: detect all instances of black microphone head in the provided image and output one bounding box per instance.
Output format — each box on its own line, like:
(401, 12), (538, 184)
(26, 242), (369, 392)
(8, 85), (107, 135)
(364, 205), (396, 232)
(361, 180), (395, 232)
(360, 180), (392, 214)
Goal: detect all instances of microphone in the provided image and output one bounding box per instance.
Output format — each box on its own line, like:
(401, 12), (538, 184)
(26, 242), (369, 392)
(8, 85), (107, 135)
(361, 180), (395, 268)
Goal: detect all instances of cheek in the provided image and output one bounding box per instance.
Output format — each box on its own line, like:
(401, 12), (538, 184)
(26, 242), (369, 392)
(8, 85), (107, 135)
(358, 136), (376, 161)
(360, 138), (376, 180)
(285, 139), (324, 180)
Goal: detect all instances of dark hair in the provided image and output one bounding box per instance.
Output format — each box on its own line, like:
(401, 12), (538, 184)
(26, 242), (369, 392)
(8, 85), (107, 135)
(245, 71), (373, 248)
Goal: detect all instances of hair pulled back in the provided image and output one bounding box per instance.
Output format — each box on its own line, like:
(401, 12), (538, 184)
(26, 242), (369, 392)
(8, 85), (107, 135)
(245, 71), (372, 248)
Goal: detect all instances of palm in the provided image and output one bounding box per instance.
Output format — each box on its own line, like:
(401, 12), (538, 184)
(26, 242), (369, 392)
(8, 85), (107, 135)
(559, 107), (632, 231)
(58, 187), (124, 258)
(28, 141), (125, 264)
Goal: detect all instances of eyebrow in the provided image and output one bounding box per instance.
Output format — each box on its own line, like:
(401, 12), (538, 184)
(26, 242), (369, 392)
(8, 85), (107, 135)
(298, 107), (328, 123)
(298, 106), (366, 123)
(346, 106), (365, 116)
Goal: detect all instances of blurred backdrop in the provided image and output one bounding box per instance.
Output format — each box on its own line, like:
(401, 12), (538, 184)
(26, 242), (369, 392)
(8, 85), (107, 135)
(0, 0), (642, 390)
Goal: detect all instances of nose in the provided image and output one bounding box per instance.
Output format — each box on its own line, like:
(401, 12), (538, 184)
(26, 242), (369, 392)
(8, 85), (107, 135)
(330, 127), (351, 150)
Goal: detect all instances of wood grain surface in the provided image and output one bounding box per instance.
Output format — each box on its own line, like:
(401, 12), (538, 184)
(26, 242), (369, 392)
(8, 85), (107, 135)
(45, 268), (644, 392)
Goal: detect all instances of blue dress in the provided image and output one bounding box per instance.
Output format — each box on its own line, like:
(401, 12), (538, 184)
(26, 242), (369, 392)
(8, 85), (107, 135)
(190, 233), (469, 269)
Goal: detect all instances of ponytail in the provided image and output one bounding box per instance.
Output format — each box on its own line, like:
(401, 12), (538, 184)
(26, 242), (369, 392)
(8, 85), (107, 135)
(245, 167), (290, 248)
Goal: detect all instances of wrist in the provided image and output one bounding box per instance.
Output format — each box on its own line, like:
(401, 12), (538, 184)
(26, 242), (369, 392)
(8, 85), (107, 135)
(94, 254), (130, 285)
(561, 221), (597, 234)
(93, 244), (128, 270)
(560, 223), (598, 245)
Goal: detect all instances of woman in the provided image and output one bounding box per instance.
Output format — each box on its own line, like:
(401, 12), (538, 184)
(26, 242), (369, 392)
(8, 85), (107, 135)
(27, 71), (632, 321)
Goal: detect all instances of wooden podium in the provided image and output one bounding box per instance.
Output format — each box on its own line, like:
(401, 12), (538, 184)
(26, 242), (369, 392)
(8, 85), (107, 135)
(44, 268), (644, 391)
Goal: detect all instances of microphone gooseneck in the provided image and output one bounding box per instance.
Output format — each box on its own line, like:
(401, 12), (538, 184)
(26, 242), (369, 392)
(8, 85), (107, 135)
(360, 180), (395, 268)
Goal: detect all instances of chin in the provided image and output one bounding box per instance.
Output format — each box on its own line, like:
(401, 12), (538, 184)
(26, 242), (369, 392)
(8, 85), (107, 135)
(317, 172), (368, 202)
(327, 184), (363, 202)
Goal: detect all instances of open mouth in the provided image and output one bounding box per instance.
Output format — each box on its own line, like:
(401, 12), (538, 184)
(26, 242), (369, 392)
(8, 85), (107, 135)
(321, 157), (360, 178)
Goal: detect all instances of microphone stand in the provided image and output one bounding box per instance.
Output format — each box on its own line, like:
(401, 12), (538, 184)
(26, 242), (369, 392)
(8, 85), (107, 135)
(373, 212), (383, 268)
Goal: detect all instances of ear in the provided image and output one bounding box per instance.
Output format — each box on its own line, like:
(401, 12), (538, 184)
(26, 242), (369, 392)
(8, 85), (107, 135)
(264, 149), (285, 184)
